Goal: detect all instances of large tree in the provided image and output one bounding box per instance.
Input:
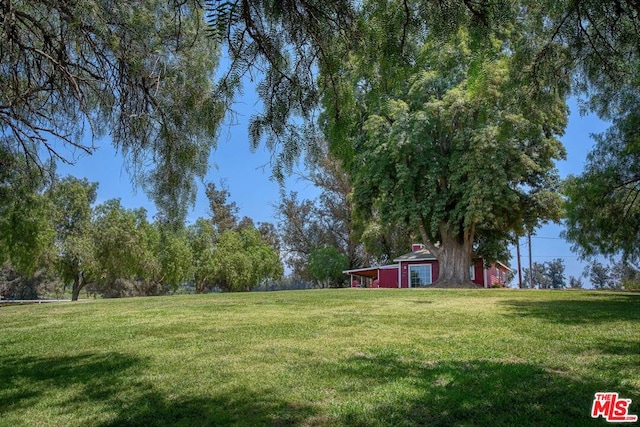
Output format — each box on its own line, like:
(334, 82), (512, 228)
(1, 0), (226, 222)
(48, 176), (98, 301)
(206, 0), (639, 285)
(0, 148), (55, 275)
(323, 10), (567, 286)
(207, 1), (569, 286)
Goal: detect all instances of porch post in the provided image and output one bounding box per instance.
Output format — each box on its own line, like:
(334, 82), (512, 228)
(483, 260), (488, 288)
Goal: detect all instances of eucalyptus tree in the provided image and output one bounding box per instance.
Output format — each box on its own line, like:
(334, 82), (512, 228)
(546, 258), (566, 289)
(584, 260), (613, 290)
(277, 144), (368, 279)
(205, 181), (239, 234)
(568, 276), (583, 289)
(523, 262), (551, 290)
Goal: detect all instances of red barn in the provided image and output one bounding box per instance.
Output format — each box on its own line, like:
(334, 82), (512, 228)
(344, 244), (511, 288)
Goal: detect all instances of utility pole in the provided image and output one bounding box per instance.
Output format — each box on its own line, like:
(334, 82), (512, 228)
(516, 234), (523, 289)
(528, 232), (533, 289)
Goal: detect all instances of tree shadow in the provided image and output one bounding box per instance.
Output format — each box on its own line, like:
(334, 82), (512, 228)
(500, 294), (640, 325)
(98, 387), (317, 427)
(0, 352), (144, 415)
(0, 353), (317, 426)
(322, 353), (637, 426)
(2, 350), (637, 426)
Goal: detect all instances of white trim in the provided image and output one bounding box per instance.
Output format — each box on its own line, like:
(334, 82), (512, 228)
(342, 265), (397, 275)
(483, 260), (488, 288)
(495, 261), (512, 272)
(408, 264), (433, 287)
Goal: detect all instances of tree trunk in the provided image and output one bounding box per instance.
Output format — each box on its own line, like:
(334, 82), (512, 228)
(71, 272), (83, 301)
(433, 225), (476, 288)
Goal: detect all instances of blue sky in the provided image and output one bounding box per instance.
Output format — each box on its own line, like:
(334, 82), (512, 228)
(57, 92), (608, 286)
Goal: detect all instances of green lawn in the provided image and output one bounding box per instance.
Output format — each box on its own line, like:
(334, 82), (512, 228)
(1, 289), (638, 426)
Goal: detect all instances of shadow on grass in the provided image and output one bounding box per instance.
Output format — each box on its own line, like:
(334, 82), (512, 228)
(98, 387), (317, 427)
(0, 352), (143, 414)
(2, 350), (636, 426)
(0, 353), (317, 426)
(500, 294), (640, 325)
(323, 353), (635, 426)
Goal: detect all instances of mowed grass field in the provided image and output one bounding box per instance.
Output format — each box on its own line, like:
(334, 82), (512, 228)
(0, 289), (638, 426)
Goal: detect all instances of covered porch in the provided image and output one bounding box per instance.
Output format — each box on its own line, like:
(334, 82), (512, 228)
(343, 265), (399, 288)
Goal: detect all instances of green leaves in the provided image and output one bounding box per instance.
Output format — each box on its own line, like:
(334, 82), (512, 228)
(212, 228), (283, 292)
(308, 246), (349, 288)
(0, 149), (56, 275)
(2, 0), (225, 224)
(563, 90), (640, 263)
(321, 4), (568, 283)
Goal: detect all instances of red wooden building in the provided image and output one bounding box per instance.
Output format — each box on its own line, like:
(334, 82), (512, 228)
(344, 244), (511, 288)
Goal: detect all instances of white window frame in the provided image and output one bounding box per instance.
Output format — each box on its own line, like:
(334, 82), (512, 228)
(470, 265), (475, 281)
(409, 264), (432, 287)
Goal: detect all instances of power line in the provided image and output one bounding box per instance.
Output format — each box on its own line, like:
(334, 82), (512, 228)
(530, 236), (564, 240)
(528, 255), (582, 258)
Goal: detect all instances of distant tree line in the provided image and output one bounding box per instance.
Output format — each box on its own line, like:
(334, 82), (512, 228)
(0, 155), (283, 300)
(522, 258), (639, 291)
(1, 145), (383, 300)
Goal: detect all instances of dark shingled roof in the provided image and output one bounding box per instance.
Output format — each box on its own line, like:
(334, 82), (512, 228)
(393, 248), (438, 262)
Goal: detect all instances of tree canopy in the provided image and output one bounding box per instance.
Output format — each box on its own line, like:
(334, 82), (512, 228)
(48, 176), (98, 300)
(1, 0), (227, 223)
(557, 0), (640, 263)
(208, 0), (640, 278)
(320, 4), (568, 286)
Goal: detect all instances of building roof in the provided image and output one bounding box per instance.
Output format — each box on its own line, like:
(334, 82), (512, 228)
(342, 264), (397, 278)
(393, 248), (437, 263)
(494, 261), (512, 272)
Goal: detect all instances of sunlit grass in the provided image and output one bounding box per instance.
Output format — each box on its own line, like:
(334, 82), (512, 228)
(1, 289), (638, 426)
